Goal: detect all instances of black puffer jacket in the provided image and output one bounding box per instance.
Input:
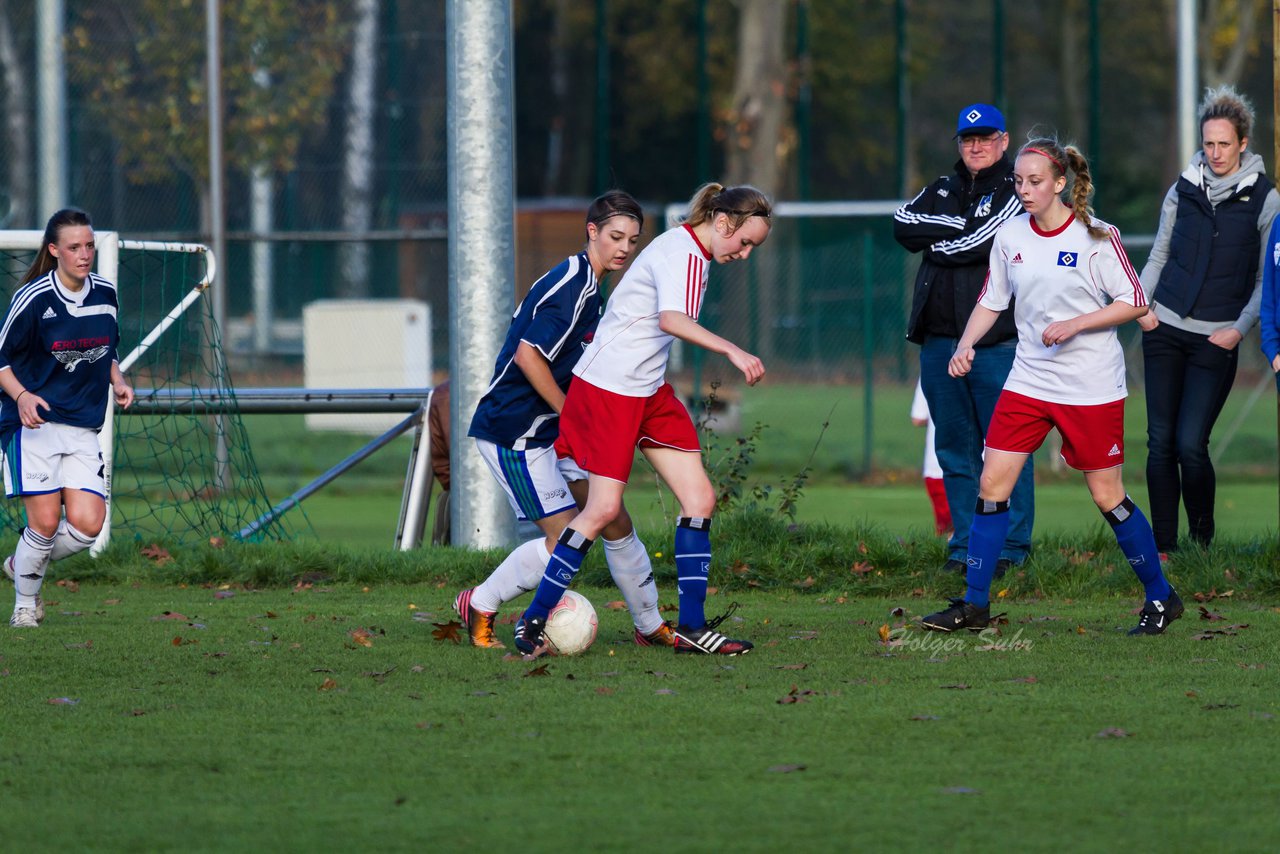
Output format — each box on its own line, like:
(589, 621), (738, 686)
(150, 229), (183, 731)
(896, 156), (1024, 345)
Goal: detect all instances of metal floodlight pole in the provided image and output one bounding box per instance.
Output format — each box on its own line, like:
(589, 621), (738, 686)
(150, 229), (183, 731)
(1176, 0), (1198, 167)
(446, 0), (517, 549)
(36, 0), (67, 218)
(206, 0), (230, 491)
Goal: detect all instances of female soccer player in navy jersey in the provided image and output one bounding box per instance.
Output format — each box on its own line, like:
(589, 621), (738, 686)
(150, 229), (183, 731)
(0, 208), (134, 628)
(921, 138), (1181, 636)
(514, 182), (772, 657)
(458, 191), (673, 649)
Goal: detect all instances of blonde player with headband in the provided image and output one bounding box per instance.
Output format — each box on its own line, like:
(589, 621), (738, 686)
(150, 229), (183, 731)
(921, 137), (1181, 636)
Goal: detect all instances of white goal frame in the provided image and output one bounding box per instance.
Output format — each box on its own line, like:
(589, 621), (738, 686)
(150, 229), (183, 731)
(0, 231), (216, 555)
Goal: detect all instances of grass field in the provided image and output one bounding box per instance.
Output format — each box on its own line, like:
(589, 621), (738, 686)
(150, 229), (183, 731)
(1, 584), (1275, 850)
(1, 379), (1275, 850)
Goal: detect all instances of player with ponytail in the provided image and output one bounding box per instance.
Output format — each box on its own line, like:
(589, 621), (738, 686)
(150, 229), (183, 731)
(514, 182), (772, 657)
(1, 208), (134, 629)
(922, 136), (1181, 636)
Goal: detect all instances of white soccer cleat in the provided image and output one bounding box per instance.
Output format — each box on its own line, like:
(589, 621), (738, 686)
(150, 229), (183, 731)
(4, 556), (44, 623)
(10, 607), (39, 628)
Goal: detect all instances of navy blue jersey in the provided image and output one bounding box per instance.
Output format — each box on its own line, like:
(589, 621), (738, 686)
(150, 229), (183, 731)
(469, 253), (600, 450)
(0, 271), (120, 440)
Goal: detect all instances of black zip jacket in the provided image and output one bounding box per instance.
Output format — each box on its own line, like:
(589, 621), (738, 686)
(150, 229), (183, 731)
(896, 156), (1023, 345)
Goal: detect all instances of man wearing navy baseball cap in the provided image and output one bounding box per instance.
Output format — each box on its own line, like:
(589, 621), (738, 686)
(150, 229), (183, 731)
(895, 102), (1034, 578)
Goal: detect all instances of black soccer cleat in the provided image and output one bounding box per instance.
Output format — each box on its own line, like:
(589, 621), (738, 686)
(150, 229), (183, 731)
(513, 614), (548, 657)
(673, 603), (752, 656)
(921, 598), (990, 632)
(673, 624), (753, 656)
(1128, 589), (1184, 636)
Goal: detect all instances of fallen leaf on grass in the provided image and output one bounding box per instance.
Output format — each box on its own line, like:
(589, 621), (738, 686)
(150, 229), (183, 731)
(141, 544), (172, 565)
(171, 636), (198, 646)
(1202, 703), (1239, 711)
(1237, 662), (1265, 670)
(1094, 728), (1130, 739)
(430, 617), (460, 645)
(1010, 676), (1038, 684)
(793, 576), (816, 589)
(646, 671), (673, 679)
(1192, 624), (1250, 640)
(654, 688), (677, 695)
(213, 591), (235, 600)
(63, 640), (93, 650)
(909, 714), (939, 721)
(767, 764), (806, 773)
(47, 697), (79, 706)
(1198, 606), (1225, 621)
(350, 627), (377, 647)
(524, 664), (551, 678)
(1075, 625), (1087, 635)
(604, 600), (627, 610)
(789, 630), (819, 641)
(595, 687), (614, 695)
(363, 667), (397, 683)
(56, 579), (79, 593)
(850, 561), (873, 576)
(777, 686), (819, 704)
(126, 709), (147, 717)
(774, 663), (808, 670)
(940, 683), (970, 690)
(103, 598), (121, 606)
(153, 612), (188, 621)
(318, 678), (338, 692)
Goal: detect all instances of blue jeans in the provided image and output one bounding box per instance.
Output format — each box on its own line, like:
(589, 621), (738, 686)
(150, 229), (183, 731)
(919, 336), (1034, 563)
(1142, 323), (1237, 551)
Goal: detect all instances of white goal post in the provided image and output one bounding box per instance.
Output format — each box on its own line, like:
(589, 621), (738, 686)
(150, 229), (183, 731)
(0, 231), (215, 555)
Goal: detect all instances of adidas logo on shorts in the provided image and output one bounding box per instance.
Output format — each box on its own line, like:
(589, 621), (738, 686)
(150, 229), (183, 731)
(1107, 444), (1121, 457)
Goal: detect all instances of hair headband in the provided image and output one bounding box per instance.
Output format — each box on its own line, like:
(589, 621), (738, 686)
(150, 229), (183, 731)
(1024, 147), (1066, 172)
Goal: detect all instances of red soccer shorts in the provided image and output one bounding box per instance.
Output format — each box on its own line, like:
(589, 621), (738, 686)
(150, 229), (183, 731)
(985, 390), (1126, 471)
(555, 378), (700, 482)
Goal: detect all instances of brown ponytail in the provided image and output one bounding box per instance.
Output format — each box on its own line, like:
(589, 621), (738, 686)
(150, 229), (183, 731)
(23, 207), (93, 284)
(1019, 138), (1107, 239)
(683, 182), (772, 233)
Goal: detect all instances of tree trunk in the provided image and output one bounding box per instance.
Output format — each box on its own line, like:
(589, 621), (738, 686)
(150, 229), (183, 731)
(0, 0), (31, 228)
(723, 0), (788, 365)
(339, 0), (379, 298)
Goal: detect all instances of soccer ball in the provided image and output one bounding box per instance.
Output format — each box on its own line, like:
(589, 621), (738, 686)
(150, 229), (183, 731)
(542, 591), (598, 656)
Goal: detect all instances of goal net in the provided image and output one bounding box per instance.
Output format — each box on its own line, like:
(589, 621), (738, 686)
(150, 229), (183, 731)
(0, 231), (293, 549)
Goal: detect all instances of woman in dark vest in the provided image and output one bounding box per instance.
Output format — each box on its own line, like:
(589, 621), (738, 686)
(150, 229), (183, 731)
(1138, 85), (1280, 555)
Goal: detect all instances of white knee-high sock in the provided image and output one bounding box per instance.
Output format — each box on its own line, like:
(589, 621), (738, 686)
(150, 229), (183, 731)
(13, 527), (54, 610)
(471, 538), (550, 613)
(604, 530), (663, 634)
(50, 519), (96, 562)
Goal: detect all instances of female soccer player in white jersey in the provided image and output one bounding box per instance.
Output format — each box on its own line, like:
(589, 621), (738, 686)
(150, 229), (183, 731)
(0, 208), (134, 628)
(921, 138), (1181, 636)
(458, 191), (673, 649)
(513, 182), (771, 657)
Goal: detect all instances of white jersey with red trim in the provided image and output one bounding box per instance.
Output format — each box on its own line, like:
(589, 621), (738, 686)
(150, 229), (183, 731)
(979, 212), (1145, 405)
(573, 223), (710, 397)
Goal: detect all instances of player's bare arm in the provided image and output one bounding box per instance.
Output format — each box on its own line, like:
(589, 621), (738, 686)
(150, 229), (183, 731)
(1041, 301), (1147, 347)
(948, 304), (1002, 378)
(658, 309), (765, 385)
(512, 340), (567, 413)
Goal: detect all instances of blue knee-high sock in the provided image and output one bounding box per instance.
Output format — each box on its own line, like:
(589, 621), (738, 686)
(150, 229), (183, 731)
(524, 528), (594, 622)
(1104, 496), (1171, 603)
(675, 516), (712, 629)
(965, 499), (1010, 608)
